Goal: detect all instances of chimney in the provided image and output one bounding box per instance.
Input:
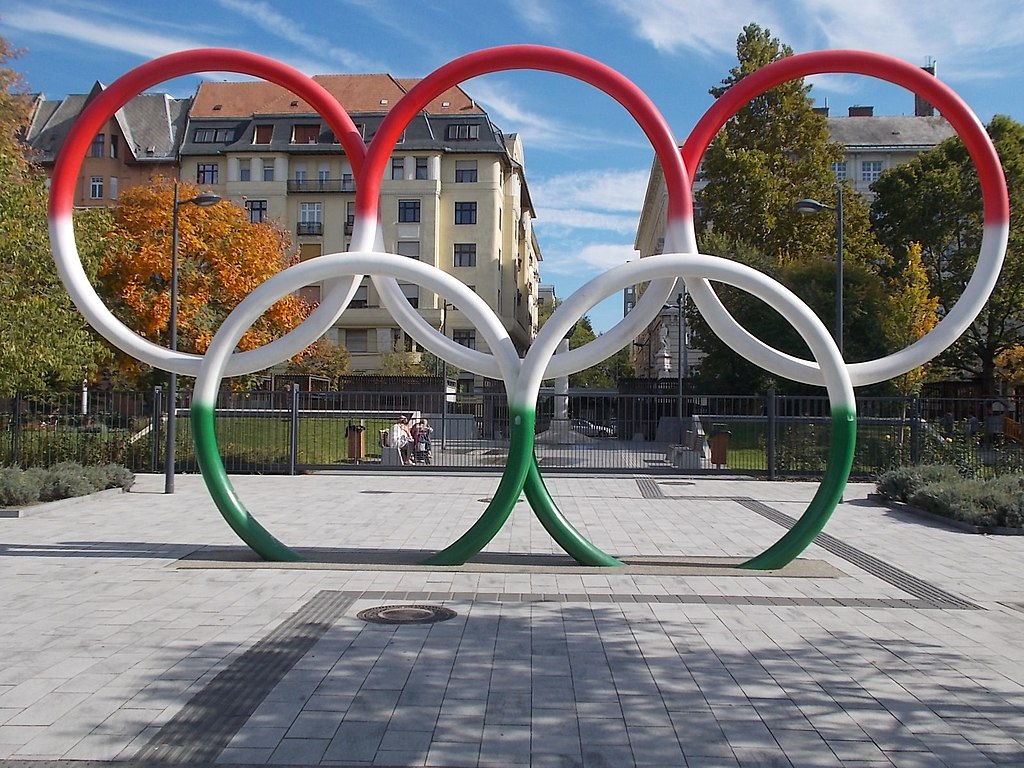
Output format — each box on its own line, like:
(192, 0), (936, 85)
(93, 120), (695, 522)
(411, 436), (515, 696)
(813, 106), (829, 117)
(848, 105), (874, 117)
(915, 60), (937, 117)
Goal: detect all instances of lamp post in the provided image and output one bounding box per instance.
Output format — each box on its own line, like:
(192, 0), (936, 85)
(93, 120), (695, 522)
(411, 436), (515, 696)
(165, 183), (222, 494)
(663, 290), (687, 443)
(794, 186), (844, 357)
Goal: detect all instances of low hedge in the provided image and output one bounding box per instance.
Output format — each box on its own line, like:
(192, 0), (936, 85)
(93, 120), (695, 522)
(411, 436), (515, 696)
(0, 462), (134, 507)
(876, 465), (1024, 529)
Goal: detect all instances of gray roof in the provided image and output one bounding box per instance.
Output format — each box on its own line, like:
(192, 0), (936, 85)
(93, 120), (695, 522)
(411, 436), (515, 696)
(25, 83), (190, 163)
(827, 115), (956, 151)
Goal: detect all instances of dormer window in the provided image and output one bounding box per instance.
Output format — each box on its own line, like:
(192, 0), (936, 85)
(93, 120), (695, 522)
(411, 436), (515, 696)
(446, 123), (480, 140)
(254, 124), (273, 144)
(291, 124), (320, 144)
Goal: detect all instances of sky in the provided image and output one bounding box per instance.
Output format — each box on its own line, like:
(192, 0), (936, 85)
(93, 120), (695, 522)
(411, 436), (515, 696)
(5, 0), (1024, 333)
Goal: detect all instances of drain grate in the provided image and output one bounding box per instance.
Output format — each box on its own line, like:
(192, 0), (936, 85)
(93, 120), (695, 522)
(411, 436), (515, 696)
(357, 604), (457, 624)
(636, 477), (666, 499)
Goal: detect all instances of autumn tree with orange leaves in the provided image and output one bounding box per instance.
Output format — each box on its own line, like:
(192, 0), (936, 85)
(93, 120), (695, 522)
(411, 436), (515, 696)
(101, 178), (312, 385)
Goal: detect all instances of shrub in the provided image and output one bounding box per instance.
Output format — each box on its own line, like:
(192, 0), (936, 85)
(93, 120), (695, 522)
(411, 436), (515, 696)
(890, 471), (1024, 530)
(0, 462), (134, 505)
(875, 464), (962, 502)
(0, 467), (43, 506)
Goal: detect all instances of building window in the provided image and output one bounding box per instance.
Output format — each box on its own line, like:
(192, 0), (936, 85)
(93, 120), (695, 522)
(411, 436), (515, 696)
(862, 160), (883, 182)
(89, 176), (103, 199)
(345, 201), (355, 235)
(831, 161), (847, 181)
(349, 285), (369, 308)
(345, 329), (368, 352)
(300, 202), (322, 223)
(110, 135), (118, 159)
(298, 202), (322, 235)
(90, 134), (104, 158)
(398, 199), (420, 223)
(415, 157), (428, 180)
(446, 123), (480, 140)
(245, 199), (268, 223)
(454, 243), (476, 267)
(455, 159), (477, 182)
(254, 124), (273, 144)
(396, 241), (420, 260)
(391, 158), (404, 180)
(342, 173), (355, 192)
(318, 165), (330, 183)
(455, 202), (477, 225)
(453, 329), (476, 349)
(197, 163), (219, 184)
(262, 159), (274, 182)
(239, 164), (251, 182)
(293, 164), (307, 182)
(400, 283), (419, 308)
(291, 124), (320, 144)
(195, 127), (234, 142)
(109, 177), (118, 200)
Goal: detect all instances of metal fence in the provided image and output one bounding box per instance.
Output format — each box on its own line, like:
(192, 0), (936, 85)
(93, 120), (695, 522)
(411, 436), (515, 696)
(2, 386), (1022, 479)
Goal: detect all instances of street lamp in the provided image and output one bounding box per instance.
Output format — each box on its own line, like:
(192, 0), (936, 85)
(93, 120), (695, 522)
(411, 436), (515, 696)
(165, 182), (221, 494)
(663, 290), (687, 443)
(794, 185), (844, 356)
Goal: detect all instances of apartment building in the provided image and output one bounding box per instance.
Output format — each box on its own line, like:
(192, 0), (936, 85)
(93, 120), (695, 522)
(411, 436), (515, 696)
(25, 76), (541, 377)
(25, 82), (188, 207)
(180, 75), (541, 374)
(629, 90), (956, 380)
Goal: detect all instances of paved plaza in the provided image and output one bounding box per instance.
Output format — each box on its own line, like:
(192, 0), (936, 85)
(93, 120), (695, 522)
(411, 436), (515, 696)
(1, 470), (1023, 767)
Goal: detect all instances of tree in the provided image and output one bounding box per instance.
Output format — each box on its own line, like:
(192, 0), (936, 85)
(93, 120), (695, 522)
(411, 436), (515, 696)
(378, 351), (428, 376)
(0, 36), (111, 394)
(101, 177), (311, 384)
(537, 301), (627, 388)
(287, 337), (350, 385)
(691, 23), (892, 392)
(872, 115), (1024, 393)
(882, 243), (940, 396)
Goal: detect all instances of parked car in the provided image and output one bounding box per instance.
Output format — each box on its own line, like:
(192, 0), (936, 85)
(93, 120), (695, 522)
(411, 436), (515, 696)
(570, 419), (615, 438)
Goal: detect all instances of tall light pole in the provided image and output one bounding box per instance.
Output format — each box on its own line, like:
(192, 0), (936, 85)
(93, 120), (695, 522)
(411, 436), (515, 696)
(794, 185), (844, 356)
(663, 290), (687, 442)
(165, 183), (222, 494)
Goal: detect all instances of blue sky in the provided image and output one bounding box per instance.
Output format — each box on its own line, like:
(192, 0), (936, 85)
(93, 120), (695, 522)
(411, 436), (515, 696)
(5, 0), (1024, 333)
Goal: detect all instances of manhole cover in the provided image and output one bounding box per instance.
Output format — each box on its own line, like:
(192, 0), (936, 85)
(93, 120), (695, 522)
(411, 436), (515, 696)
(357, 605), (457, 625)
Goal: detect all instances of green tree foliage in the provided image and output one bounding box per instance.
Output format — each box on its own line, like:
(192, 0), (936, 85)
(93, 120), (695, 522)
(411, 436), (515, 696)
(378, 350), (428, 376)
(871, 115), (1024, 393)
(692, 23), (894, 393)
(0, 37), (111, 395)
(537, 301), (628, 388)
(287, 337), (350, 385)
(883, 243), (939, 396)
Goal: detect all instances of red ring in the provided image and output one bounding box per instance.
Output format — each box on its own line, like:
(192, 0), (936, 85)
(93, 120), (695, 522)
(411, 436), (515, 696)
(355, 44), (692, 222)
(50, 48), (367, 219)
(681, 49), (1008, 224)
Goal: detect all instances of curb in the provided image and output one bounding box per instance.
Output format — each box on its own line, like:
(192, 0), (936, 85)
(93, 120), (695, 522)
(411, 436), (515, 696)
(0, 486), (129, 519)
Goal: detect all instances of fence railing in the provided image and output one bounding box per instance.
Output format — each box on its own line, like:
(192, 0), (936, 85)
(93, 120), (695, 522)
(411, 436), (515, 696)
(2, 387), (1021, 478)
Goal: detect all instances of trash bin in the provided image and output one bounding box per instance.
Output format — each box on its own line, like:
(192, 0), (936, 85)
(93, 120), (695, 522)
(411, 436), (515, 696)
(709, 423), (730, 468)
(346, 423), (366, 461)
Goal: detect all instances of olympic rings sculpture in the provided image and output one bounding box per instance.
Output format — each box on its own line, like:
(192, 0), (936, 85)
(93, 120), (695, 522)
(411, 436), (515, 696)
(48, 46), (1007, 570)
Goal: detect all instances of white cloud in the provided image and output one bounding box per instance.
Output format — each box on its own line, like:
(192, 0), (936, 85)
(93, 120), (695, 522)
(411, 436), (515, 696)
(541, 242), (637, 275)
(3, 7), (206, 59)
(535, 208), (639, 234)
(468, 80), (649, 152)
(216, 0), (380, 72)
(602, 0), (783, 57)
(532, 169), (649, 213)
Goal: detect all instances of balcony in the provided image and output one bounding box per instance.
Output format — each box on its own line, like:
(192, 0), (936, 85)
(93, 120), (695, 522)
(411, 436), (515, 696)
(296, 222), (323, 236)
(286, 179), (356, 193)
